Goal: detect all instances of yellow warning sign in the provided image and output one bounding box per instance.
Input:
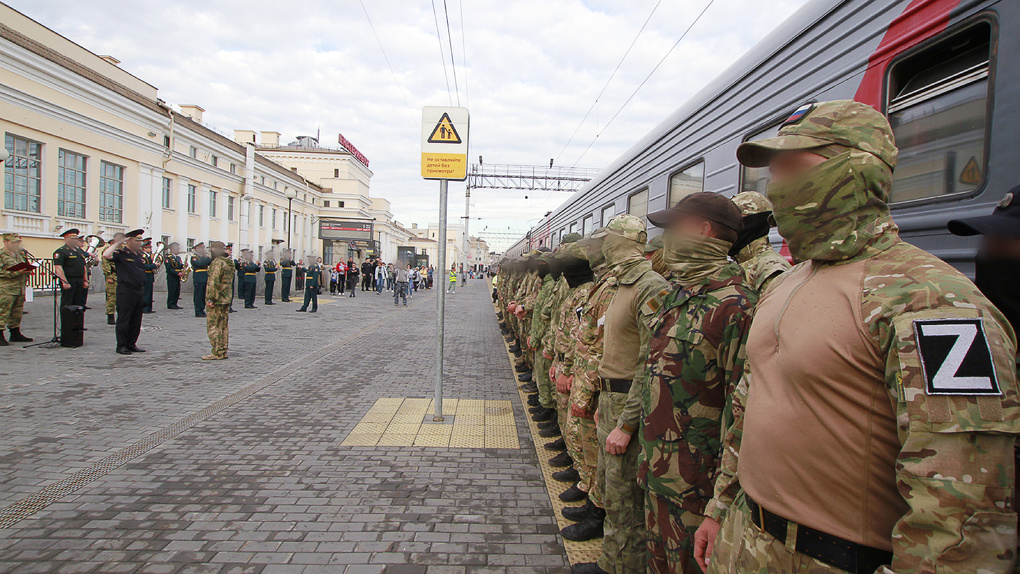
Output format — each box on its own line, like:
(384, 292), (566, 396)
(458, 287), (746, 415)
(960, 157), (982, 185)
(427, 113), (462, 144)
(421, 153), (467, 180)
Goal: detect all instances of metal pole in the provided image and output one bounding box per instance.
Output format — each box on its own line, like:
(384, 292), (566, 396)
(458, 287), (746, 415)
(434, 179), (448, 422)
(287, 198), (292, 251)
(464, 186), (470, 273)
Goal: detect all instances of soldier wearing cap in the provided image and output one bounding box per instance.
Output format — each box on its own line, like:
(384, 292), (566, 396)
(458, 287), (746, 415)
(729, 191), (790, 295)
(526, 248), (560, 432)
(263, 250), (278, 305)
(103, 230), (148, 354)
(190, 243), (211, 317)
(575, 214), (670, 574)
(203, 241), (233, 360)
(694, 100), (1019, 573)
(637, 193), (757, 573)
(0, 233), (34, 346)
(239, 249), (260, 309)
(279, 249), (294, 302)
(643, 235), (672, 280)
(52, 228), (88, 313)
(140, 240), (157, 313)
(101, 232), (126, 325)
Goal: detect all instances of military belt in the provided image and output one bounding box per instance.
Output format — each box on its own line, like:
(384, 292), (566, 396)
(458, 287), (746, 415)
(745, 495), (892, 574)
(281, 267), (292, 270)
(245, 273), (257, 276)
(599, 376), (631, 393)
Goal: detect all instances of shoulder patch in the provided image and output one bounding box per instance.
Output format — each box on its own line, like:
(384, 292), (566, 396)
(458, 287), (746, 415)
(913, 318), (999, 396)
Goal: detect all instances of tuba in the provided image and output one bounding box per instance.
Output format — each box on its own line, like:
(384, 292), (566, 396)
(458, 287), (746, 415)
(152, 241), (167, 265)
(83, 234), (105, 269)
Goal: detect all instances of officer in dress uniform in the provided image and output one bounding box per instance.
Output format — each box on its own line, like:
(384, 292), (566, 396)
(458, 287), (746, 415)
(103, 230), (147, 355)
(263, 251), (278, 305)
(52, 229), (88, 313)
(239, 250), (260, 309)
(190, 242), (211, 317)
(297, 258), (320, 313)
(101, 232), (125, 325)
(279, 249), (294, 302)
(140, 240), (157, 313)
(164, 242), (185, 309)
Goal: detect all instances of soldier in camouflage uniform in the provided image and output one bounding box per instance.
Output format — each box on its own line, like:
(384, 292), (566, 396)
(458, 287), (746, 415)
(729, 191), (789, 295)
(639, 192), (757, 574)
(575, 215), (671, 574)
(695, 100), (1020, 574)
(643, 235), (673, 280)
(542, 236), (583, 443)
(528, 251), (560, 424)
(101, 232), (125, 325)
(0, 233), (34, 346)
(203, 241), (234, 360)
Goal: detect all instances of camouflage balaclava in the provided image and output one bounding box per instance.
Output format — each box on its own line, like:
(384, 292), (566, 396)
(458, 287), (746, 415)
(583, 236), (606, 269)
(738, 100), (900, 263)
(662, 231), (731, 288)
(597, 215), (647, 269)
(559, 242), (593, 288)
(644, 236), (670, 278)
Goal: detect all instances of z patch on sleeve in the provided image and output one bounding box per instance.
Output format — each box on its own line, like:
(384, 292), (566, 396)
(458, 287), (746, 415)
(913, 318), (1000, 396)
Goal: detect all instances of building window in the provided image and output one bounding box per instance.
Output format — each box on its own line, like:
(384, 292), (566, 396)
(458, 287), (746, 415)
(887, 21), (993, 203)
(259, 205), (265, 227)
(99, 161), (124, 223)
(338, 201), (344, 208)
(284, 214), (289, 232)
(211, 155), (219, 167)
(187, 184), (197, 213)
(186, 238), (195, 250)
(324, 201), (330, 207)
(568, 222), (578, 235)
(189, 146), (197, 158)
(161, 176), (173, 209)
(57, 149), (87, 219)
(627, 189), (648, 218)
(669, 161), (705, 206)
(161, 234), (171, 246)
(230, 163), (236, 174)
(582, 214), (594, 237)
(209, 190), (218, 218)
(272, 208), (277, 229)
(227, 196), (235, 221)
(740, 123), (781, 194)
(163, 134), (170, 147)
(275, 182), (279, 190)
(334, 168), (340, 177)
(601, 205), (615, 227)
(4, 134), (42, 213)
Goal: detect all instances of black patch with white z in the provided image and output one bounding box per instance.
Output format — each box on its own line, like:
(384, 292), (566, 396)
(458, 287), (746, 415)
(913, 318), (1000, 396)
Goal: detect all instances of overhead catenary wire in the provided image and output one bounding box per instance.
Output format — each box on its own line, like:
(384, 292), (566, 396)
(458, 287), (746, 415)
(570, 0), (716, 167)
(442, 0), (461, 107)
(431, 0), (454, 106)
(358, 0), (418, 130)
(555, 0), (663, 163)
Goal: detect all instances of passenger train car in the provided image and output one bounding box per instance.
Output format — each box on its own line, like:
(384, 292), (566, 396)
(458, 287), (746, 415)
(506, 0), (1014, 276)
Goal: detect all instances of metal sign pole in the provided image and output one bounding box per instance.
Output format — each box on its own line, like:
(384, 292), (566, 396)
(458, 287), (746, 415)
(434, 179), (448, 422)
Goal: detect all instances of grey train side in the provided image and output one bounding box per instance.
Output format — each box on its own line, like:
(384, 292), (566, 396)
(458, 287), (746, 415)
(508, 0), (1014, 276)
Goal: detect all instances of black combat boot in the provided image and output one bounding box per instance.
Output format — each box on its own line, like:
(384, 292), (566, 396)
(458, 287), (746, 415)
(518, 372), (532, 383)
(538, 423), (561, 438)
(531, 407), (555, 421)
(552, 467), (580, 483)
(538, 417), (558, 429)
(107, 313), (116, 325)
(520, 382), (538, 393)
(548, 451), (573, 468)
(562, 499), (594, 521)
(544, 437), (566, 451)
(561, 506), (606, 542)
(0, 331), (8, 346)
(508, 343), (521, 353)
(8, 328), (32, 342)
(559, 483), (587, 503)
(571, 564), (609, 574)
(515, 362), (530, 373)
(527, 394), (540, 407)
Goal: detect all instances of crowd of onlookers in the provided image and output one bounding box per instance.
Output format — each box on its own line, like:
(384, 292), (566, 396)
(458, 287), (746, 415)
(320, 257), (434, 298)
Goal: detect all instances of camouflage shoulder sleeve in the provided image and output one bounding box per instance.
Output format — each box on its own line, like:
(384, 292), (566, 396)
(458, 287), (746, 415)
(864, 244), (1020, 573)
(705, 369), (749, 521)
(616, 273), (672, 434)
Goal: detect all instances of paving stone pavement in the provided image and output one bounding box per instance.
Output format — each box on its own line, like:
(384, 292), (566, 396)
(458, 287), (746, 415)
(0, 278), (570, 573)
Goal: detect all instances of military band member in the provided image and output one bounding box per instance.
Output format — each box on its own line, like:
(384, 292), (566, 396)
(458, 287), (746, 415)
(0, 233), (34, 346)
(190, 242), (211, 317)
(297, 258), (320, 313)
(101, 232), (125, 325)
(103, 230), (147, 355)
(280, 249), (294, 302)
(263, 251), (278, 305)
(76, 235), (94, 310)
(140, 240), (157, 313)
(203, 241), (232, 360)
(239, 249), (260, 309)
(164, 242), (185, 309)
(52, 229), (88, 314)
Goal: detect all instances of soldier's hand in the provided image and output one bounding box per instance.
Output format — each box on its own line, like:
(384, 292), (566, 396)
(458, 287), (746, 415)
(61, 280), (70, 290)
(556, 374), (572, 394)
(694, 517), (721, 571)
(514, 306), (526, 319)
(549, 366), (557, 381)
(570, 404), (592, 418)
(605, 428), (631, 455)
(542, 350), (553, 360)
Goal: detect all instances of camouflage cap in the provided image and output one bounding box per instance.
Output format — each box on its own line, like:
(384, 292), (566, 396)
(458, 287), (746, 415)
(559, 241), (588, 260)
(3, 232), (22, 242)
(731, 191), (773, 215)
(561, 232), (583, 244)
(591, 214), (647, 244)
(643, 235), (663, 253)
(737, 100), (897, 170)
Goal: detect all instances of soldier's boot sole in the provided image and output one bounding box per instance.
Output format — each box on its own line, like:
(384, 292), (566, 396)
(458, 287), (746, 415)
(8, 329), (32, 342)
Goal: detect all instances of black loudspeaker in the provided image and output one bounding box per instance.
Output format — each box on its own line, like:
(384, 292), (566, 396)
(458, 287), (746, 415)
(60, 305), (85, 348)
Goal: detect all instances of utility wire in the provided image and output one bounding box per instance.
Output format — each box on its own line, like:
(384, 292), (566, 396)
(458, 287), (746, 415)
(442, 0), (461, 106)
(431, 0), (454, 106)
(571, 0), (715, 167)
(555, 0), (662, 163)
(358, 0), (417, 129)
(458, 0), (470, 108)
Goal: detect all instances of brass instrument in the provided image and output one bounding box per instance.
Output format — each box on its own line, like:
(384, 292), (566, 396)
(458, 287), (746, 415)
(82, 234), (105, 267)
(152, 241), (167, 266)
(180, 250), (194, 281)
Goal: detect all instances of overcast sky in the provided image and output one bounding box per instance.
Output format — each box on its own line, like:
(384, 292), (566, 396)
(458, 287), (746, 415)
(12, 0), (809, 251)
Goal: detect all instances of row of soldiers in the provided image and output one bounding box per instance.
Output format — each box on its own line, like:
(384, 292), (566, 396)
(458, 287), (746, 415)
(496, 101), (1019, 573)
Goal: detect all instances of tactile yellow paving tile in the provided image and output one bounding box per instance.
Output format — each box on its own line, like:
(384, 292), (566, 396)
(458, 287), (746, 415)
(340, 398), (519, 449)
(494, 299), (603, 566)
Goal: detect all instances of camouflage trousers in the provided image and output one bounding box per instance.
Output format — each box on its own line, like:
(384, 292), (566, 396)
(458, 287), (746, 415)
(104, 277), (116, 315)
(0, 286), (25, 329)
(596, 390), (646, 574)
(646, 491), (703, 574)
(564, 391), (600, 506)
(534, 352), (555, 409)
(706, 494), (846, 574)
(206, 303), (229, 357)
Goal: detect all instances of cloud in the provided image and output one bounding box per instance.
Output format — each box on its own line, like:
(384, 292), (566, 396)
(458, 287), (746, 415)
(10, 0), (810, 251)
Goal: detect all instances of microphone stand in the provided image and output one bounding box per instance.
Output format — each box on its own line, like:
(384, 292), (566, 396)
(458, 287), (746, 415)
(24, 268), (62, 349)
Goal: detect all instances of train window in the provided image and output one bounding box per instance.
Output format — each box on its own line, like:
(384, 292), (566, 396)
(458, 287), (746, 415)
(740, 123), (781, 194)
(569, 222), (578, 235)
(601, 205), (615, 227)
(582, 214), (594, 236)
(887, 22), (992, 203)
(668, 161), (705, 206)
(627, 189), (648, 218)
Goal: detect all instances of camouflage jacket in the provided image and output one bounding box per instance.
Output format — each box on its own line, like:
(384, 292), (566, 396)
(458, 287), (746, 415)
(554, 282), (593, 372)
(206, 256), (235, 305)
(571, 271), (619, 413)
(545, 278), (570, 355)
(528, 275), (557, 348)
(734, 238), (789, 296)
(0, 249), (29, 291)
(635, 261), (756, 512)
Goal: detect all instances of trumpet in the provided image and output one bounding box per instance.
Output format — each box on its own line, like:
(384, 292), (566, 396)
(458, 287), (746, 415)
(152, 241), (167, 266)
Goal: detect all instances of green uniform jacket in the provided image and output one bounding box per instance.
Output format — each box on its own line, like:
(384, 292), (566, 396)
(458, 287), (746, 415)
(0, 250), (30, 293)
(206, 256), (234, 304)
